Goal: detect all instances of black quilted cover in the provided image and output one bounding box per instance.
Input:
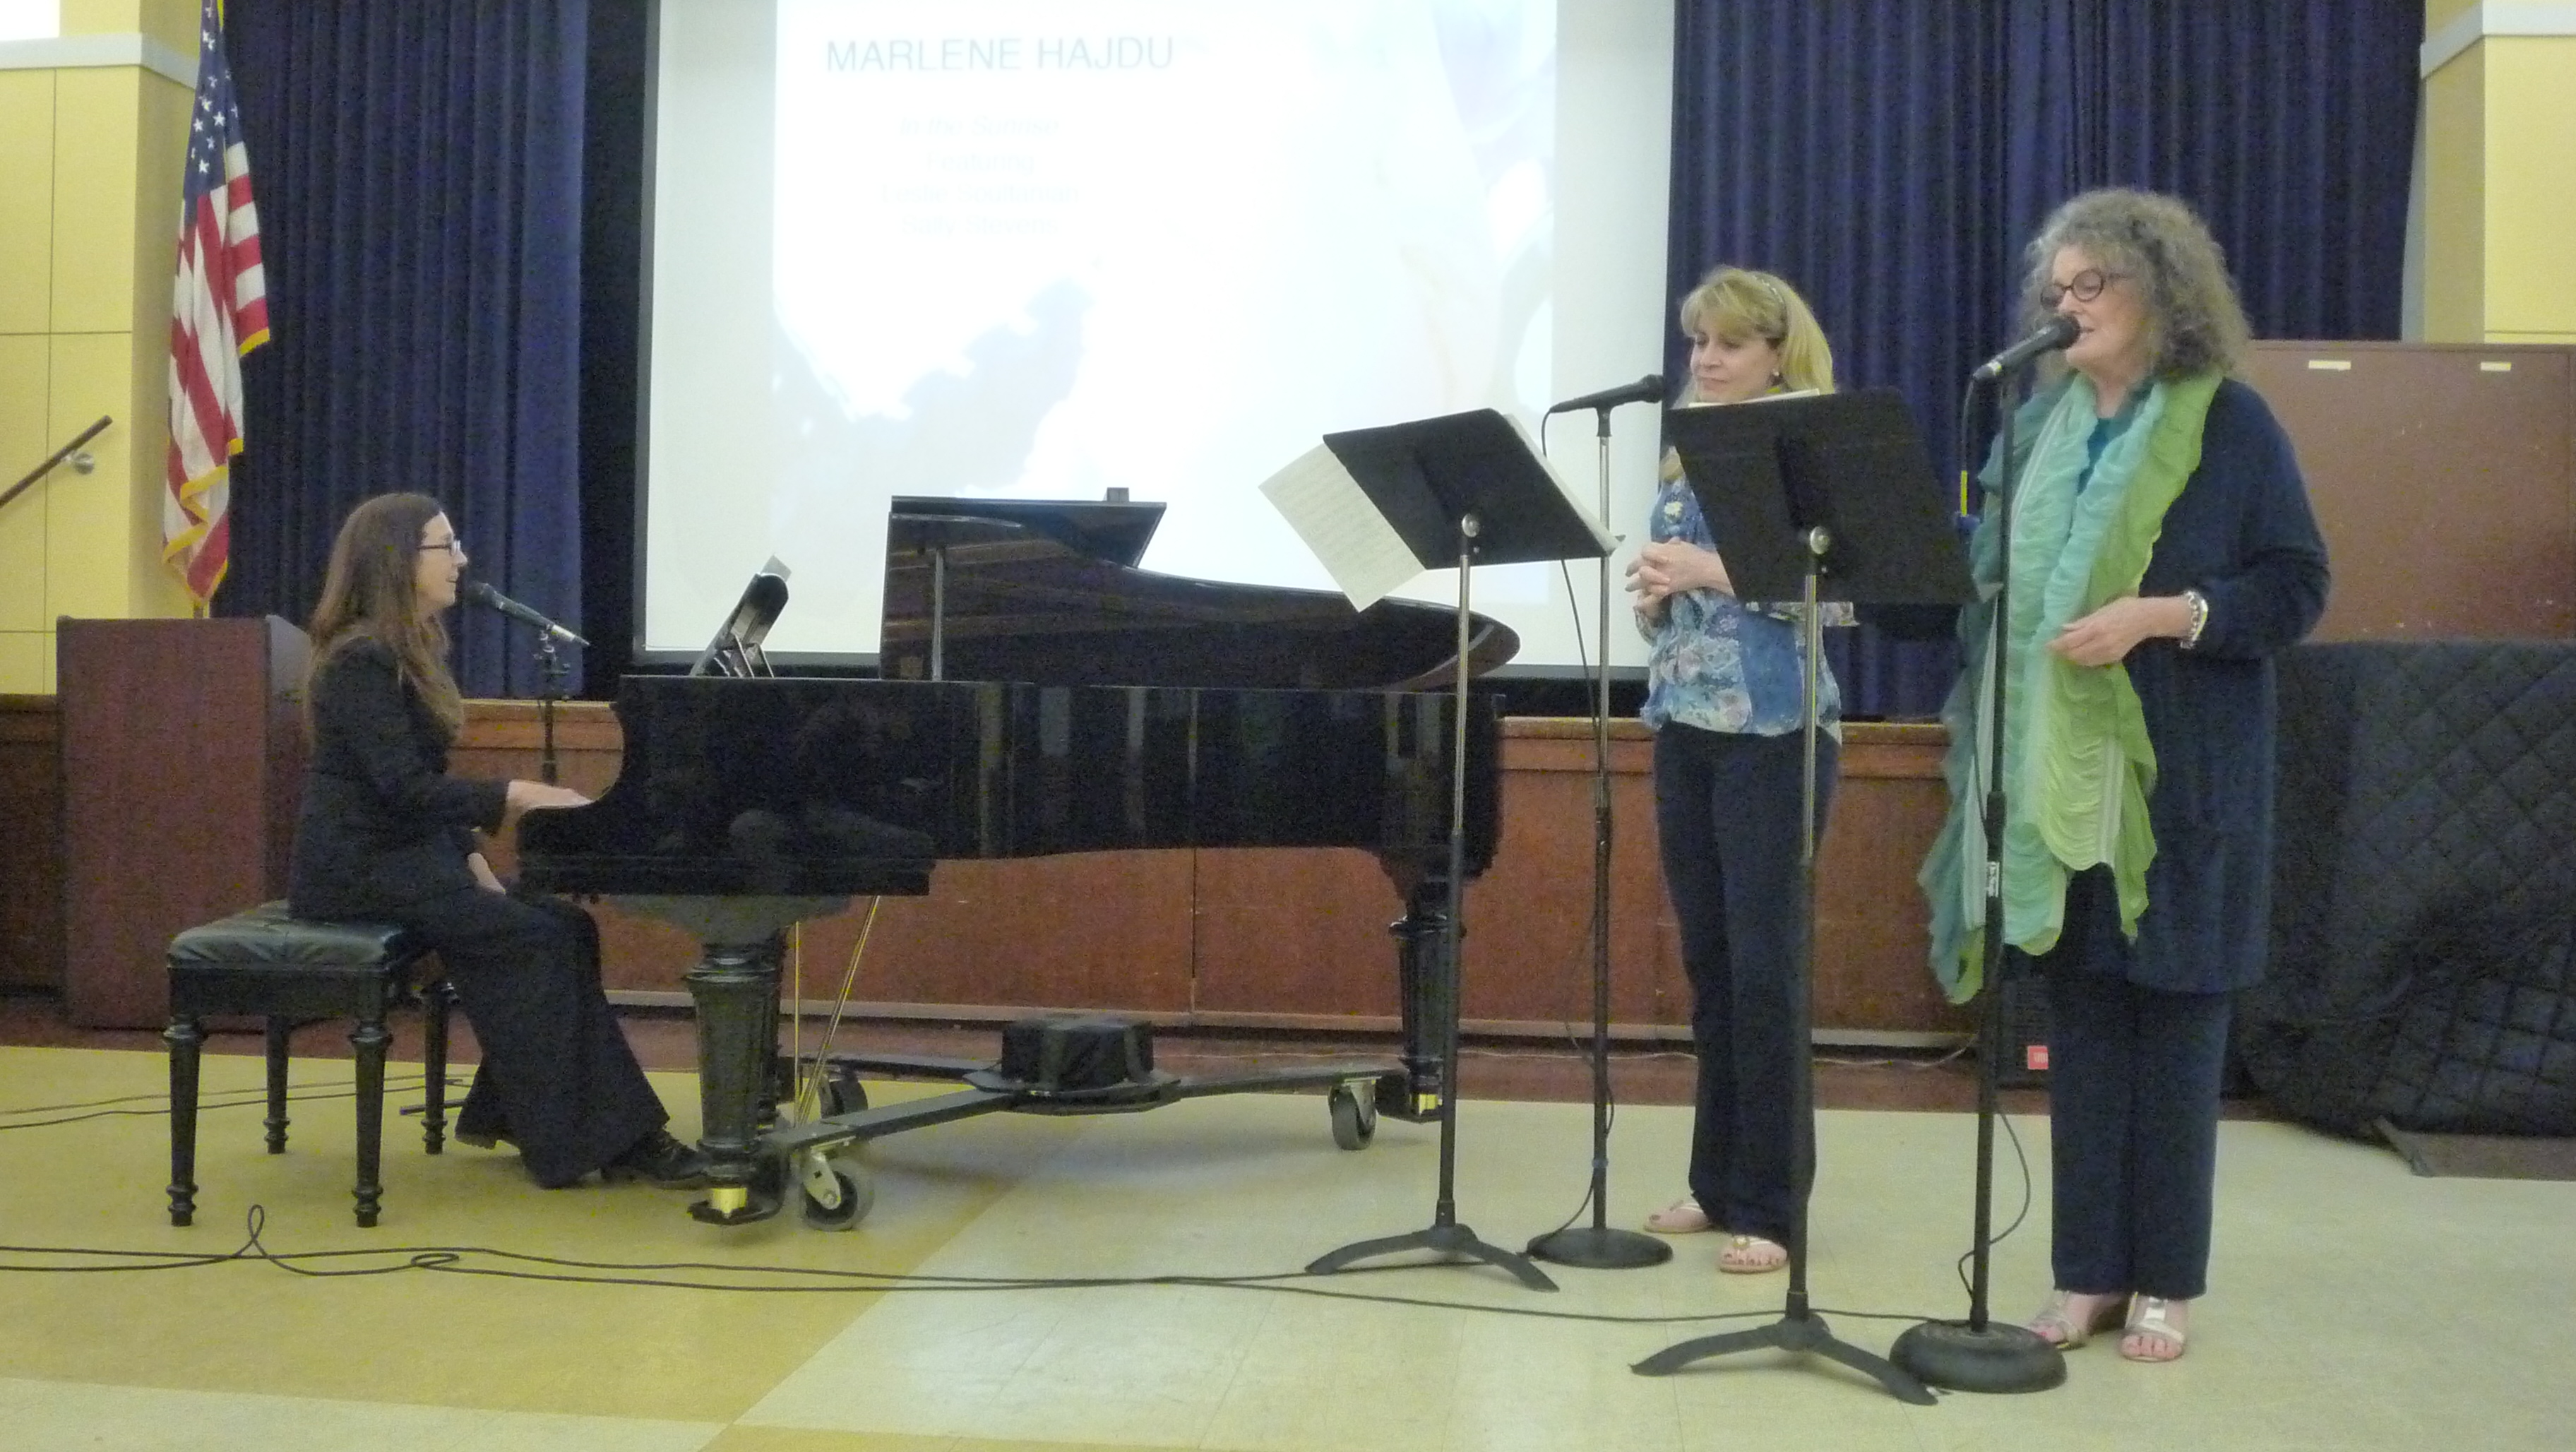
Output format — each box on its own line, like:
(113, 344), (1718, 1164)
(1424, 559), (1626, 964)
(2237, 641), (2576, 1138)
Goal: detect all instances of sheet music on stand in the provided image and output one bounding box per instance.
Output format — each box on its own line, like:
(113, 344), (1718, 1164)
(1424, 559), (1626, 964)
(1260, 407), (1614, 606)
(690, 558), (792, 678)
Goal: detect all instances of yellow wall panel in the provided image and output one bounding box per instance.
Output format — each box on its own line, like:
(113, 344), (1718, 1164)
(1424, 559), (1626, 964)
(2483, 40), (2576, 337)
(49, 67), (145, 335)
(60, 2), (205, 63)
(0, 72), (55, 337)
(119, 323), (189, 618)
(43, 331), (144, 621)
(61, 1), (143, 36)
(128, 64), (188, 346)
(0, 632), (46, 694)
(0, 335), (50, 634)
(143, 0), (198, 54)
(2421, 46), (2485, 342)
(2425, 0), (2476, 31)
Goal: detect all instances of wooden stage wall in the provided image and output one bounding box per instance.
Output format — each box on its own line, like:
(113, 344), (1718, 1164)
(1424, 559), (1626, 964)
(452, 706), (1967, 1043)
(0, 691), (1966, 1041)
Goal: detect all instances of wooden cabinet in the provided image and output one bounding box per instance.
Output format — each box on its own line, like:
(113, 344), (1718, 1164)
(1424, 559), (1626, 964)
(2245, 341), (2575, 641)
(57, 617), (310, 1026)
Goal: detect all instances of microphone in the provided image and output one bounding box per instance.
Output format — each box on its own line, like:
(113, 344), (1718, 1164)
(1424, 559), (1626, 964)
(1971, 315), (2080, 381)
(462, 580), (588, 646)
(1546, 373), (1666, 414)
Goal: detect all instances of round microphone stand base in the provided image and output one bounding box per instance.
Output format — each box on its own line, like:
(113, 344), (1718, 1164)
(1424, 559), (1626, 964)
(1527, 1224), (1671, 1270)
(1889, 1319), (2065, 1394)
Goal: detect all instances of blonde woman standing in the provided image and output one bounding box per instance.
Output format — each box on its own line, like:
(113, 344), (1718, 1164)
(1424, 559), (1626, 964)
(1629, 266), (1847, 1274)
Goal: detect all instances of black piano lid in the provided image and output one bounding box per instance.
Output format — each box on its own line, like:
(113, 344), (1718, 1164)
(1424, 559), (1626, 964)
(876, 494), (1520, 691)
(888, 495), (1165, 569)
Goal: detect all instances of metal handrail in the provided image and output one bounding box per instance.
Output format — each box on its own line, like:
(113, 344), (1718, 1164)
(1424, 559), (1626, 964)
(1, 416), (114, 514)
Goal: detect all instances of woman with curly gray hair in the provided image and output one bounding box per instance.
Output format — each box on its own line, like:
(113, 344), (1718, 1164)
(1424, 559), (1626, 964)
(1919, 190), (2330, 1362)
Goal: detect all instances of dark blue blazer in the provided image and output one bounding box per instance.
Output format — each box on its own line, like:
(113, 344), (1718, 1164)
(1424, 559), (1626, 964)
(287, 636), (509, 919)
(2071, 376), (2331, 992)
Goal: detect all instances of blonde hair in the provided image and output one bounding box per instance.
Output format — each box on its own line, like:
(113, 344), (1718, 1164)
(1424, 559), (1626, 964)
(1664, 267), (1836, 479)
(2020, 188), (2250, 381)
(305, 492), (465, 740)
(1677, 266), (1835, 398)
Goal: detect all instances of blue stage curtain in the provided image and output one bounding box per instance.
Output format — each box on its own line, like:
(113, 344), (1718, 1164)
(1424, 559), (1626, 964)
(1667, 0), (2419, 717)
(217, 1), (589, 698)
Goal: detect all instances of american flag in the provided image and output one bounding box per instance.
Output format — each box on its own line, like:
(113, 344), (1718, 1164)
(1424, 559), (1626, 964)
(162, 0), (268, 608)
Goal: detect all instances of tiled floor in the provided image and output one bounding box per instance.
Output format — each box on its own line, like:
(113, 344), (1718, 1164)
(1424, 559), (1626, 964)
(3, 999), (2570, 1450)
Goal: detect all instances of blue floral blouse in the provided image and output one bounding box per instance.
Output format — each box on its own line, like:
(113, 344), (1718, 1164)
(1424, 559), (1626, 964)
(1636, 471), (1850, 737)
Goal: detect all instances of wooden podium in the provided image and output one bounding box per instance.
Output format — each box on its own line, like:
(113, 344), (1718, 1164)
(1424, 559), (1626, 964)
(59, 617), (311, 1028)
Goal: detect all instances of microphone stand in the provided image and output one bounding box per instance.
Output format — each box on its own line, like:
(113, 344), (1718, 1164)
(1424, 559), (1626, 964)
(1632, 525), (1934, 1405)
(1527, 402), (1669, 1271)
(1888, 364), (2065, 1393)
(532, 633), (568, 785)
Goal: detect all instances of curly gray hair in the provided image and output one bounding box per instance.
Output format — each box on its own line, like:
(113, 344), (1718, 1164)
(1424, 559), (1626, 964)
(2020, 189), (2250, 381)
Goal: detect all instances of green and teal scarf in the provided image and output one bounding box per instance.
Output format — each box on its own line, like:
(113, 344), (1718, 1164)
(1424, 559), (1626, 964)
(1919, 369), (2220, 1002)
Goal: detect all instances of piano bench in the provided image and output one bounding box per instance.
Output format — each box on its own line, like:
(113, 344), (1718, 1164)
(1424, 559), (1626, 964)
(163, 902), (453, 1229)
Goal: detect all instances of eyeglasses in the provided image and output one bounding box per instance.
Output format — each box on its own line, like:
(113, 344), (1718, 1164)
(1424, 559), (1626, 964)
(418, 538), (467, 558)
(2041, 269), (2124, 309)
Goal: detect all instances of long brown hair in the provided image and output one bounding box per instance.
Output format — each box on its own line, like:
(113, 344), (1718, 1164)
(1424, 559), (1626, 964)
(305, 492), (465, 739)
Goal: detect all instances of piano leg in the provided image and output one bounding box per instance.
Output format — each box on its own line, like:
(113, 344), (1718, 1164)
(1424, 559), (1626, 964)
(1383, 874), (1453, 1125)
(685, 933), (788, 1225)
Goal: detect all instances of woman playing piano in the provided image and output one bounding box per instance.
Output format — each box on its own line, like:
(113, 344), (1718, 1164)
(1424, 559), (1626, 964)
(1625, 266), (1849, 1273)
(287, 492), (705, 1189)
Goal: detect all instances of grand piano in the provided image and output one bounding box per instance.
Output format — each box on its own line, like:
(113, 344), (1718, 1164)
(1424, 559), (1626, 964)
(519, 496), (1516, 1224)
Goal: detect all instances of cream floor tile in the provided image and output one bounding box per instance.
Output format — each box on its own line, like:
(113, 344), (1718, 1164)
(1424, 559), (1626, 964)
(745, 1095), (1945, 1451)
(0, 1048), (979, 1424)
(0, 1376), (724, 1452)
(13, 1045), (2576, 1451)
(703, 1431), (1169, 1451)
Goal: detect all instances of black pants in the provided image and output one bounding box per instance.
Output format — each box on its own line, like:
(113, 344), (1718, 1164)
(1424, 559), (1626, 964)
(1652, 722), (1837, 1245)
(396, 889), (665, 1188)
(2041, 965), (2231, 1300)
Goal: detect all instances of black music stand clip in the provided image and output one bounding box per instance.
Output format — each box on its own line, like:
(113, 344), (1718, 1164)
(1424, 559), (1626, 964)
(1269, 407), (1611, 1292)
(1630, 390), (1973, 1403)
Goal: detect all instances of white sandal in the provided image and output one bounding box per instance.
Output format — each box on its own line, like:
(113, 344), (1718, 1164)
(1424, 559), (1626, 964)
(1717, 1234), (1787, 1273)
(2027, 1290), (2127, 1349)
(1644, 1196), (1712, 1234)
(2121, 1296), (2189, 1362)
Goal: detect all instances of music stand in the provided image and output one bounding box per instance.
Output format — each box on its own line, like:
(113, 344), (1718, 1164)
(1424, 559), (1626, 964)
(1630, 389), (1969, 1404)
(690, 559), (792, 679)
(1265, 407), (1612, 1292)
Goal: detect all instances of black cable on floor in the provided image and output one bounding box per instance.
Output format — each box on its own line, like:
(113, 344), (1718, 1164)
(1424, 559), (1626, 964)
(0, 1205), (1951, 1329)
(0, 1074), (453, 1132)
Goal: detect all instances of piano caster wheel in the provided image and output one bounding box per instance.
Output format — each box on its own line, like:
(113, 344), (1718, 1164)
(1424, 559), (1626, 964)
(818, 1073), (869, 1119)
(799, 1153), (874, 1231)
(1329, 1082), (1377, 1150)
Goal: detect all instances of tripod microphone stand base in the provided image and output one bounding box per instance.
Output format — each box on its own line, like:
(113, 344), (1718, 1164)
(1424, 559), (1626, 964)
(1889, 1319), (2065, 1393)
(1527, 1225), (1671, 1270)
(1308, 1221), (1559, 1292)
(1633, 1305), (1938, 1405)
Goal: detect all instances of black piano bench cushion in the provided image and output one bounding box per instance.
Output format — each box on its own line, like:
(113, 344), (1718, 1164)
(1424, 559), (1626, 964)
(168, 901), (422, 970)
(998, 1015), (1156, 1093)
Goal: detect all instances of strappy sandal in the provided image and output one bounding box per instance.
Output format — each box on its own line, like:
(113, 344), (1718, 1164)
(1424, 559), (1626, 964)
(2121, 1295), (2188, 1362)
(1717, 1234), (1787, 1273)
(2027, 1290), (2128, 1349)
(1645, 1196), (1712, 1234)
